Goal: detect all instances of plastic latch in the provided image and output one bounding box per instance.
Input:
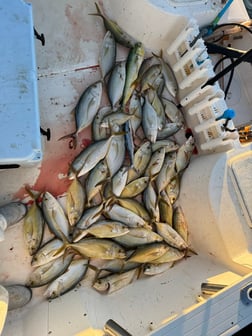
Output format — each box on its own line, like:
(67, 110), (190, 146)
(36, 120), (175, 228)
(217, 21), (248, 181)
(216, 108), (236, 121)
(240, 282), (252, 305)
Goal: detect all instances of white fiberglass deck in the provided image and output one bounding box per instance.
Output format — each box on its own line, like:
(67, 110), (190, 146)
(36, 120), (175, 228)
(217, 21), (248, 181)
(1, 1), (252, 336)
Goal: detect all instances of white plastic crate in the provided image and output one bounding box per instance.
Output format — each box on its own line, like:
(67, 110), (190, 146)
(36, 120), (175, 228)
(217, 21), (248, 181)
(0, 1), (252, 336)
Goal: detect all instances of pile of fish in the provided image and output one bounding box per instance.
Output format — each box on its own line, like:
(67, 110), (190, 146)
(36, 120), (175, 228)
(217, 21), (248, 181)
(23, 3), (196, 299)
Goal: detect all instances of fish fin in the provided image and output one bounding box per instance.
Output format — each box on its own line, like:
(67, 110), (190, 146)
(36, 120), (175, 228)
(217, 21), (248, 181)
(89, 3), (104, 18)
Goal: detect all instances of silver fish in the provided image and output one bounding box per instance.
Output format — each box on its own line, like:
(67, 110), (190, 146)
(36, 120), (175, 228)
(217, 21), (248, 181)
(44, 259), (89, 299)
(75, 81), (103, 135)
(122, 42), (145, 106)
(85, 159), (109, 205)
(100, 30), (116, 80)
(143, 262), (173, 275)
(140, 64), (162, 92)
(155, 152), (177, 194)
(75, 203), (104, 231)
(157, 122), (182, 140)
(128, 91), (142, 135)
(163, 98), (185, 126)
(31, 238), (64, 267)
(113, 228), (163, 248)
(69, 136), (113, 178)
(142, 95), (158, 143)
(104, 203), (148, 228)
(151, 140), (179, 154)
(93, 268), (139, 294)
(108, 61), (126, 110)
(175, 136), (195, 174)
(27, 253), (74, 288)
(148, 88), (166, 131)
(100, 111), (132, 129)
(82, 220), (129, 238)
(106, 134), (125, 176)
(145, 147), (165, 179)
(127, 243), (169, 263)
(42, 192), (70, 241)
(66, 176), (85, 226)
(155, 222), (188, 251)
(92, 106), (112, 141)
(143, 181), (160, 222)
(111, 166), (128, 197)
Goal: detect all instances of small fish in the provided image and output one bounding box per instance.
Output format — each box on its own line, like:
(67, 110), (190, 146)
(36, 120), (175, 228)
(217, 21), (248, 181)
(122, 42), (145, 106)
(69, 136), (113, 179)
(143, 181), (160, 222)
(111, 166), (128, 197)
(93, 268), (139, 294)
(155, 152), (177, 194)
(90, 3), (138, 48)
(85, 159), (109, 205)
(151, 140), (179, 154)
(154, 50), (178, 98)
(163, 98), (185, 126)
(92, 106), (112, 141)
(127, 243), (169, 263)
(23, 190), (44, 256)
(120, 176), (149, 198)
(106, 134), (125, 177)
(148, 88), (166, 131)
(145, 147), (165, 179)
(148, 246), (185, 264)
(157, 122), (182, 140)
(66, 176), (85, 226)
(143, 262), (174, 275)
(61, 238), (126, 260)
(27, 253), (74, 288)
(127, 141), (152, 183)
(44, 259), (89, 299)
(155, 222), (188, 251)
(173, 205), (188, 243)
(140, 64), (162, 92)
(75, 203), (104, 231)
(116, 198), (151, 222)
(107, 61), (126, 110)
(82, 220), (129, 238)
(31, 238), (65, 267)
(100, 111), (132, 129)
(42, 192), (70, 241)
(165, 175), (180, 205)
(124, 120), (134, 166)
(158, 190), (173, 226)
(98, 258), (139, 274)
(142, 95), (158, 143)
(175, 136), (195, 174)
(104, 204), (148, 228)
(113, 228), (163, 248)
(100, 30), (116, 81)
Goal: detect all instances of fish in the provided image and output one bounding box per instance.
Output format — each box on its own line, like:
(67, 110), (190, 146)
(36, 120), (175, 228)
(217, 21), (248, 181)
(44, 259), (89, 299)
(163, 98), (185, 126)
(155, 152), (177, 194)
(142, 95), (158, 143)
(140, 64), (162, 92)
(90, 3), (138, 48)
(104, 203), (148, 228)
(92, 106), (112, 141)
(155, 222), (188, 251)
(157, 122), (182, 140)
(98, 258), (139, 274)
(23, 191), (44, 256)
(42, 192), (70, 241)
(27, 253), (74, 288)
(31, 238), (65, 267)
(74, 203), (104, 231)
(113, 228), (163, 248)
(60, 81), (103, 143)
(116, 198), (151, 222)
(120, 176), (149, 198)
(60, 238), (126, 260)
(165, 175), (180, 204)
(111, 166), (128, 197)
(143, 181), (160, 222)
(93, 268), (139, 294)
(158, 190), (173, 226)
(145, 147), (165, 179)
(69, 136), (113, 179)
(148, 246), (185, 264)
(99, 30), (116, 81)
(148, 88), (166, 131)
(124, 120), (134, 166)
(81, 220), (129, 239)
(100, 111), (132, 129)
(128, 91), (142, 136)
(122, 42), (145, 106)
(175, 136), (195, 174)
(143, 262), (174, 275)
(173, 205), (188, 243)
(151, 139), (179, 154)
(127, 141), (152, 183)
(154, 50), (178, 98)
(107, 61), (126, 110)
(127, 243), (169, 263)
(66, 176), (85, 226)
(85, 159), (109, 205)
(105, 134), (125, 177)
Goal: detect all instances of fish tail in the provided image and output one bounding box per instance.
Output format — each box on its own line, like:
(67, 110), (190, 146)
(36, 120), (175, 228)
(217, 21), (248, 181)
(89, 3), (103, 18)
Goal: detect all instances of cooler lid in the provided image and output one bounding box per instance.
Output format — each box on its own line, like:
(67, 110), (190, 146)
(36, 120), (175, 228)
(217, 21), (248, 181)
(0, 0), (42, 168)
